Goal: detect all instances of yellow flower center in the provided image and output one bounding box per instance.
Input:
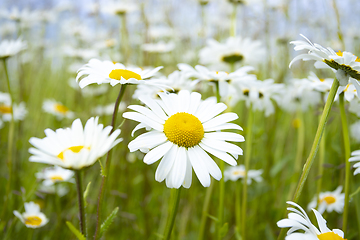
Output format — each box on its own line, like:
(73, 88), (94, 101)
(320, 196), (336, 204)
(318, 232), (346, 240)
(50, 175), (64, 182)
(109, 69), (142, 81)
(54, 103), (69, 114)
(233, 170), (245, 176)
(292, 118), (301, 129)
(24, 216), (42, 226)
(319, 78), (325, 82)
(57, 146), (89, 161)
(163, 112), (204, 148)
(0, 105), (12, 114)
(336, 50), (343, 57)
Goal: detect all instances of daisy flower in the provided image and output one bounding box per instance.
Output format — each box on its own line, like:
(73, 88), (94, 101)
(277, 201), (346, 240)
(132, 70), (194, 100)
(101, 1), (138, 15)
(349, 150), (360, 175)
(199, 36), (265, 70)
(35, 166), (74, 186)
(13, 202), (49, 228)
(290, 34), (360, 94)
(28, 117), (122, 170)
(349, 98), (360, 117)
(350, 121), (360, 143)
(178, 63), (256, 98)
(76, 59), (165, 89)
(0, 92), (27, 122)
(123, 90), (244, 188)
(307, 186), (345, 214)
(0, 38), (27, 59)
(224, 164), (263, 184)
(42, 99), (75, 120)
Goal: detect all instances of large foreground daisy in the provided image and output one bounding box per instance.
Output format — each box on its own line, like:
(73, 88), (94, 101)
(123, 90), (244, 188)
(277, 201), (346, 240)
(28, 117), (122, 170)
(76, 58), (165, 89)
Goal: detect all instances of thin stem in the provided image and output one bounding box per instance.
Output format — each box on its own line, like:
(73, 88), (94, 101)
(235, 181), (241, 232)
(241, 103), (253, 240)
(230, 2), (238, 37)
(278, 79), (339, 240)
(94, 84), (127, 239)
(1, 58), (15, 220)
(75, 170), (86, 237)
(339, 93), (350, 235)
(197, 182), (214, 240)
(316, 115), (326, 208)
(163, 188), (182, 240)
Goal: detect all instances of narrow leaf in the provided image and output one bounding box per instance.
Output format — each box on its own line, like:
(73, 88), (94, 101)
(66, 221), (85, 240)
(83, 181), (91, 207)
(100, 207), (119, 237)
(98, 159), (106, 177)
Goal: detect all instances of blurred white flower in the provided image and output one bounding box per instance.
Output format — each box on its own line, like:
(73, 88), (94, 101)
(142, 41), (175, 53)
(0, 38), (27, 59)
(0, 92), (27, 122)
(92, 102), (126, 116)
(224, 164), (263, 184)
(101, 1), (138, 15)
(13, 202), (48, 228)
(36, 166), (74, 186)
(307, 186), (345, 214)
(42, 99), (75, 120)
(349, 150), (360, 175)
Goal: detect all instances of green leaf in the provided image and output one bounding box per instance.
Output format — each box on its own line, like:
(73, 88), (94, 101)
(234, 226), (242, 240)
(350, 185), (360, 199)
(99, 159), (106, 177)
(116, 119), (126, 130)
(100, 207), (119, 237)
(83, 181), (91, 207)
(66, 221), (85, 240)
(206, 214), (218, 222)
(220, 222), (229, 238)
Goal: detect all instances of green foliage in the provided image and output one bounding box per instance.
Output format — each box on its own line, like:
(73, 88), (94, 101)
(100, 207), (119, 237)
(66, 221), (86, 240)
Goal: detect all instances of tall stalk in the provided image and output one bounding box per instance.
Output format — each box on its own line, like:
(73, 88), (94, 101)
(163, 188), (182, 240)
(1, 58), (15, 220)
(75, 170), (86, 237)
(241, 104), (253, 239)
(339, 93), (351, 235)
(94, 84), (127, 239)
(278, 79), (339, 240)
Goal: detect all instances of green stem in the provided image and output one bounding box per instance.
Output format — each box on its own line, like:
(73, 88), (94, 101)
(75, 170), (86, 237)
(197, 182), (214, 240)
(1, 58), (15, 220)
(94, 84), (127, 239)
(163, 188), (182, 240)
(235, 181), (241, 232)
(241, 104), (253, 240)
(339, 93), (350, 235)
(316, 115), (326, 208)
(278, 79), (339, 240)
(230, 2), (238, 37)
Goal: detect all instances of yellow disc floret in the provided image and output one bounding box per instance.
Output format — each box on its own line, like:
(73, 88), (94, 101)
(50, 175), (64, 182)
(320, 196), (336, 205)
(0, 105), (12, 114)
(317, 232), (346, 240)
(24, 216), (43, 226)
(109, 69), (142, 80)
(54, 104), (69, 114)
(163, 112), (204, 148)
(57, 146), (89, 161)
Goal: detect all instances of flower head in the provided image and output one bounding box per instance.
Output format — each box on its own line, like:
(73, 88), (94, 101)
(349, 150), (360, 175)
(277, 201), (346, 240)
(123, 90), (244, 188)
(76, 58), (164, 89)
(42, 99), (75, 120)
(307, 186), (345, 214)
(13, 202), (48, 228)
(0, 38), (27, 59)
(224, 164), (263, 184)
(36, 166), (74, 186)
(0, 92), (27, 122)
(29, 117), (122, 170)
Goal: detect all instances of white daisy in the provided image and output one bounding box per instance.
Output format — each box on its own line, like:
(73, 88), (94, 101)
(101, 1), (138, 15)
(13, 202), (49, 228)
(277, 201), (345, 240)
(76, 59), (165, 89)
(307, 186), (345, 214)
(123, 90), (244, 188)
(38, 184), (69, 197)
(224, 164), (263, 184)
(42, 99), (75, 120)
(349, 150), (360, 175)
(290, 34), (360, 93)
(35, 166), (75, 186)
(28, 117), (122, 170)
(199, 36), (265, 70)
(350, 120), (360, 143)
(0, 38), (27, 59)
(0, 92), (27, 122)
(349, 98), (360, 117)
(178, 63), (256, 98)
